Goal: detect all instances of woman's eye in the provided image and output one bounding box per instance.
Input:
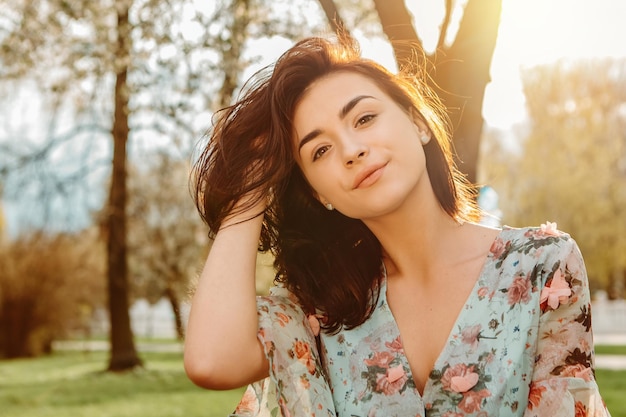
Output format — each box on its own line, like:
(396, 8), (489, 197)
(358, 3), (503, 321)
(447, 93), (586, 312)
(356, 114), (375, 126)
(313, 145), (330, 161)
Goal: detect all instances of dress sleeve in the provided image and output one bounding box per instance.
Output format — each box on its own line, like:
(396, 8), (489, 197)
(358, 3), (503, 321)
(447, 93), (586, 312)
(230, 289), (335, 417)
(524, 238), (611, 417)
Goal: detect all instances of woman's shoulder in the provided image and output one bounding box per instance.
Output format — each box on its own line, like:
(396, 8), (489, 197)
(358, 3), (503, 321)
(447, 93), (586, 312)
(492, 222), (580, 266)
(499, 222), (575, 245)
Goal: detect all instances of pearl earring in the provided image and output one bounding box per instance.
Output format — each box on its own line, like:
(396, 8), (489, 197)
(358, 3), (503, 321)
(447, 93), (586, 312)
(325, 203), (334, 211)
(420, 132), (431, 145)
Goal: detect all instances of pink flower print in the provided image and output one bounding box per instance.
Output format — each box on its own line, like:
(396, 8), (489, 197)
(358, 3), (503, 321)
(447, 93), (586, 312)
(375, 368), (408, 395)
(560, 364), (593, 382)
(234, 385), (259, 413)
(451, 372), (479, 393)
(540, 269), (571, 310)
(441, 363), (478, 392)
(477, 286), (490, 299)
(507, 275), (532, 306)
(307, 314), (321, 337)
(293, 340), (317, 375)
(540, 221), (560, 236)
(300, 374), (311, 389)
(574, 401), (587, 417)
(275, 311), (290, 327)
(458, 389), (491, 413)
(364, 351), (395, 368)
(527, 383), (547, 410)
(489, 238), (508, 258)
(461, 324), (482, 350)
(386, 364), (405, 383)
(385, 336), (404, 353)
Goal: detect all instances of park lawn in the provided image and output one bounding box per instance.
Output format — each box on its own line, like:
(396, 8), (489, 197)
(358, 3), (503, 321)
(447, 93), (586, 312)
(595, 344), (626, 356)
(0, 349), (624, 417)
(596, 369), (626, 417)
(0, 350), (244, 417)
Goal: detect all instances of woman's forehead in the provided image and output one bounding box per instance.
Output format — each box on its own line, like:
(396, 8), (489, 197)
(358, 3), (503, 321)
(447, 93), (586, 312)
(302, 71), (382, 98)
(294, 72), (388, 122)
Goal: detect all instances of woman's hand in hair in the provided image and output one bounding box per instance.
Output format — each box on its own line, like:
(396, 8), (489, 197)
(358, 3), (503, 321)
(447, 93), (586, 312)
(220, 189), (268, 230)
(220, 158), (270, 229)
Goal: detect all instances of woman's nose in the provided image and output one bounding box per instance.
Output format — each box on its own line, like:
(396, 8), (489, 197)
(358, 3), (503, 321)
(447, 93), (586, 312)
(342, 139), (369, 167)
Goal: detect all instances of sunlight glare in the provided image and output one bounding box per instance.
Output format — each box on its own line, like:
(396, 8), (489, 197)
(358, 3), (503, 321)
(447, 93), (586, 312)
(485, 0), (626, 128)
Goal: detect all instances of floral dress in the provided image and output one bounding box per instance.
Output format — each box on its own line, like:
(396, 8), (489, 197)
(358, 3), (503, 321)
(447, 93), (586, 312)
(230, 225), (611, 417)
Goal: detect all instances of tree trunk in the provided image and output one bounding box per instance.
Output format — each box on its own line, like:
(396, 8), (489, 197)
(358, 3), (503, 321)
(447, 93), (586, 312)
(0, 298), (31, 358)
(608, 268), (625, 300)
(317, 0), (347, 34)
(217, 0), (252, 109)
(432, 0), (502, 183)
(370, 0), (502, 183)
(165, 286), (185, 341)
(106, 2), (142, 372)
(371, 0), (420, 71)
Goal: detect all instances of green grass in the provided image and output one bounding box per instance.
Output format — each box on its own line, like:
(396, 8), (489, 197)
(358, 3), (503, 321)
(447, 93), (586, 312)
(595, 344), (626, 356)
(0, 350), (244, 417)
(0, 348), (624, 417)
(597, 369), (626, 417)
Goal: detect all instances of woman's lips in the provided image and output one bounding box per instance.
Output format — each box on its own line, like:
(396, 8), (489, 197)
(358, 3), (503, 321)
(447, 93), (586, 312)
(353, 163), (387, 189)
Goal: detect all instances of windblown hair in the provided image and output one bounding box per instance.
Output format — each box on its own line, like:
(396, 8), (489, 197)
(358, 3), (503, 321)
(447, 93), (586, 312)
(192, 36), (479, 333)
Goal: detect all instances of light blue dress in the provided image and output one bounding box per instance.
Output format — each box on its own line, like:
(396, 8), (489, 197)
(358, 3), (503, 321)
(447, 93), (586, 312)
(230, 226), (611, 416)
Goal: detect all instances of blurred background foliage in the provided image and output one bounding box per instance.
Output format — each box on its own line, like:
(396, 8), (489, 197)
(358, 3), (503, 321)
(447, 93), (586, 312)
(479, 58), (626, 297)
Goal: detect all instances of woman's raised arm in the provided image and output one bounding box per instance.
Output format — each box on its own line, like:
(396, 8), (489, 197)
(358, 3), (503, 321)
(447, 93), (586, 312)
(184, 198), (269, 390)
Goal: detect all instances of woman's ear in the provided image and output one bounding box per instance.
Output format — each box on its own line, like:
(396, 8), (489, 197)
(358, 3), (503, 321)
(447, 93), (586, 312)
(311, 189), (334, 211)
(409, 108), (432, 145)
(317, 195), (334, 211)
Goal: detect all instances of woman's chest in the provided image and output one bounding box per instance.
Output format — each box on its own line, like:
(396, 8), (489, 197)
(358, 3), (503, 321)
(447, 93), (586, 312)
(385, 272), (479, 394)
(319, 272), (541, 416)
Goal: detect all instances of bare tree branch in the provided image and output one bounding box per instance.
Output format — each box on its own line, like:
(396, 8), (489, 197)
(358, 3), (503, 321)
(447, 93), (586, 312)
(317, 0), (348, 34)
(371, 0), (421, 71)
(436, 0), (453, 51)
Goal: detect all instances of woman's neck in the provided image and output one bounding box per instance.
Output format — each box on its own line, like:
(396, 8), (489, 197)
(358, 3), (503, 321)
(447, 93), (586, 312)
(373, 213), (462, 278)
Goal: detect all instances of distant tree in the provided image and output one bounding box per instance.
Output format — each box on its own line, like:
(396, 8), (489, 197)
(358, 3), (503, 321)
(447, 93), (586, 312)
(319, 0), (502, 183)
(480, 59), (626, 296)
(0, 229), (105, 358)
(126, 152), (207, 340)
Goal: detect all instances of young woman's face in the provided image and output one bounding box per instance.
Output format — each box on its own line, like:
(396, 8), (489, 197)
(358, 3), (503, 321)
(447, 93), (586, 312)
(293, 71), (433, 220)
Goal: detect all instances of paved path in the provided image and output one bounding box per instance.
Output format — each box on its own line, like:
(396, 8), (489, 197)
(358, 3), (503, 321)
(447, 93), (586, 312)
(595, 333), (626, 346)
(53, 340), (183, 353)
(595, 355), (626, 370)
(594, 333), (626, 370)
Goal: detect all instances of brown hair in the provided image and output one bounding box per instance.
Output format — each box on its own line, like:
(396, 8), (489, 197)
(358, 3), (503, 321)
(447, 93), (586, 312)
(192, 36), (479, 332)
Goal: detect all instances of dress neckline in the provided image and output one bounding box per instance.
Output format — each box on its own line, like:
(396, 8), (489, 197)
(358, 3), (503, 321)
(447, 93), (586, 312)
(377, 227), (503, 397)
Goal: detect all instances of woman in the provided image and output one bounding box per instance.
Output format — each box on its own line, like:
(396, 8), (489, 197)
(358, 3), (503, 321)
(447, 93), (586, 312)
(184, 36), (611, 416)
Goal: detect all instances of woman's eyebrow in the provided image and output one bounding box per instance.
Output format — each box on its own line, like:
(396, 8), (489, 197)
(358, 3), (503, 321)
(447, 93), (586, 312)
(298, 95), (377, 152)
(339, 95), (375, 120)
(298, 128), (322, 152)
